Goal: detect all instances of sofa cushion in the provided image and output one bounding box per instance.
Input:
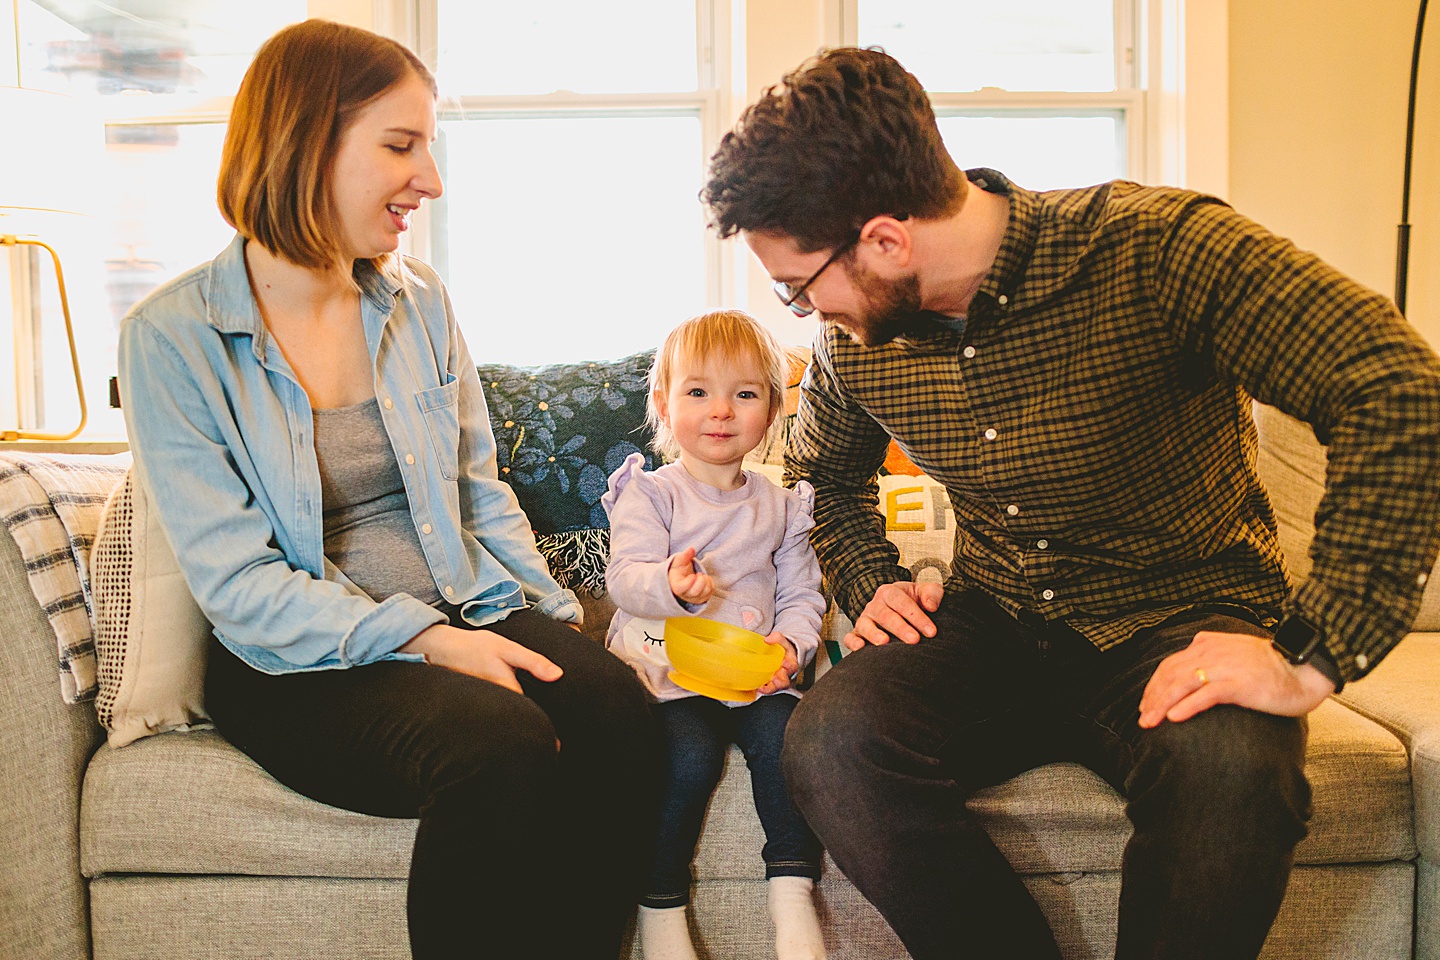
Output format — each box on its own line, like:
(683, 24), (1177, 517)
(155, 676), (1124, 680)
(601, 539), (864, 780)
(81, 696), (1412, 882)
(80, 731), (414, 880)
(696, 698), (1410, 879)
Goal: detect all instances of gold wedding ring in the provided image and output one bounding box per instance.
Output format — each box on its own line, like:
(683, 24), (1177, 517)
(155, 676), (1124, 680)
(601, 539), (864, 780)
(1195, 667), (1208, 686)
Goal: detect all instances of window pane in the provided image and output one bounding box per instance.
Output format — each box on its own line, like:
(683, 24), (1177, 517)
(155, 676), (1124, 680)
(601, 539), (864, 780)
(102, 123), (233, 323)
(858, 0), (1116, 92)
(436, 116), (706, 365)
(938, 114), (1124, 191)
(19, 0), (306, 97)
(435, 0), (698, 95)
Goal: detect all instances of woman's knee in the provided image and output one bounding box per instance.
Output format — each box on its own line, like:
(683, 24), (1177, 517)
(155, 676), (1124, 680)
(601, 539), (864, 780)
(516, 623), (651, 733)
(422, 686), (560, 798)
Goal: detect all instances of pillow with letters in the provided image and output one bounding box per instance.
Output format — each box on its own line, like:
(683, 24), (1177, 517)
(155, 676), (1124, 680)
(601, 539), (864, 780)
(746, 464), (955, 688)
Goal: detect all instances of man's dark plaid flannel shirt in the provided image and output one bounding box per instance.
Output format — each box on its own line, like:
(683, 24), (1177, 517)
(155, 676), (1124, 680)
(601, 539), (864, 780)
(785, 169), (1440, 684)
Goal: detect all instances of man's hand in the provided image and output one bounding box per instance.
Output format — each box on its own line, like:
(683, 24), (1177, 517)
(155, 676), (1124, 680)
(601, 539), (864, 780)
(400, 624), (563, 695)
(1138, 630), (1335, 728)
(756, 632), (800, 695)
(668, 547), (714, 605)
(843, 581), (945, 650)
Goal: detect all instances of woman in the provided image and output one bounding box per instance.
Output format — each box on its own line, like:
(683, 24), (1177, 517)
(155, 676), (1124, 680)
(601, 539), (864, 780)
(117, 20), (656, 959)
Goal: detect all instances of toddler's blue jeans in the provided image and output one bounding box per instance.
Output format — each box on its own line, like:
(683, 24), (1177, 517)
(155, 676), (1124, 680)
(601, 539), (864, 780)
(643, 691), (823, 907)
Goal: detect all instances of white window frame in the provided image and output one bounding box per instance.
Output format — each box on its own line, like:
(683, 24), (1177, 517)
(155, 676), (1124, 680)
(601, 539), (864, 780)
(827, 0), (1227, 195)
(2, 0), (1222, 438)
(831, 0), (1147, 181)
(388, 0), (735, 313)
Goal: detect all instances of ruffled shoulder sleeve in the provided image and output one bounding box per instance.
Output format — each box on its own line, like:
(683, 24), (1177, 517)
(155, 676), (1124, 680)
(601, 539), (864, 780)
(600, 451), (656, 517)
(789, 479), (815, 514)
(781, 479), (816, 540)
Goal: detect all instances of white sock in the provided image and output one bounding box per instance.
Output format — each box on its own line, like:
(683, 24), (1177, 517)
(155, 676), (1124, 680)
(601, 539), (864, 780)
(638, 904), (700, 960)
(768, 876), (827, 960)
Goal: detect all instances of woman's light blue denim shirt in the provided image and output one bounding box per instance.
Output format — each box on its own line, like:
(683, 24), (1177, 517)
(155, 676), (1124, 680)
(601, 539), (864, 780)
(118, 235), (580, 674)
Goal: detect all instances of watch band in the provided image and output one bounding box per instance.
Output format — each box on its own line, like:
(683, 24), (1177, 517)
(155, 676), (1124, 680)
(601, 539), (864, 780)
(1271, 614), (1324, 665)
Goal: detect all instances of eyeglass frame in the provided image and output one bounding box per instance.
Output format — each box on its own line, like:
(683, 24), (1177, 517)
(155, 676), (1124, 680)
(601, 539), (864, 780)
(772, 230), (862, 318)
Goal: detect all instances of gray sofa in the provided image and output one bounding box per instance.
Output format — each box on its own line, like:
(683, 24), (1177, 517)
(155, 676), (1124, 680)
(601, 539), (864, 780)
(3, 402), (1439, 960)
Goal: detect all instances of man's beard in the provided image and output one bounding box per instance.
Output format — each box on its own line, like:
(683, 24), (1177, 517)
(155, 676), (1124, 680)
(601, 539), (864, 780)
(825, 265), (927, 347)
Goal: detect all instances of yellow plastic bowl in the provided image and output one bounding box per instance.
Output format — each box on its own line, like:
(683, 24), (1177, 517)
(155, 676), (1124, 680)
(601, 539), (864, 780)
(664, 616), (784, 702)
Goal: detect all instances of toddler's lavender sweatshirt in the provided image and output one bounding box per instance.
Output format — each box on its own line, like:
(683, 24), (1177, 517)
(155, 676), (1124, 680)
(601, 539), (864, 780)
(602, 453), (825, 703)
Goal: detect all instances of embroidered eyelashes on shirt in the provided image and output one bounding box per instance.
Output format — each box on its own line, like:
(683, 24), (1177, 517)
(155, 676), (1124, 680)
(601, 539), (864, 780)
(642, 630), (664, 647)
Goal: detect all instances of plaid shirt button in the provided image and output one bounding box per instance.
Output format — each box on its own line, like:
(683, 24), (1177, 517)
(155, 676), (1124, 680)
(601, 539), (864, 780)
(984, 428), (998, 440)
(963, 346), (976, 359)
(1042, 589), (1055, 600)
(1006, 504), (1020, 516)
(1037, 539), (1049, 550)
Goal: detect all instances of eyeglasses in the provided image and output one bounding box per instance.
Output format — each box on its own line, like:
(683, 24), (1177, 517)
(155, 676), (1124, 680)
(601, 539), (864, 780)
(772, 232), (861, 318)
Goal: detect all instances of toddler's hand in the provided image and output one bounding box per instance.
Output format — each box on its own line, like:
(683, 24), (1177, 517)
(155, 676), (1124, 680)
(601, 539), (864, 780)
(756, 632), (800, 695)
(668, 547), (714, 605)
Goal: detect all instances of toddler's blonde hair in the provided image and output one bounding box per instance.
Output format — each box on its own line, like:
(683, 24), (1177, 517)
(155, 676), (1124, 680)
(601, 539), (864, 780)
(648, 310), (790, 461)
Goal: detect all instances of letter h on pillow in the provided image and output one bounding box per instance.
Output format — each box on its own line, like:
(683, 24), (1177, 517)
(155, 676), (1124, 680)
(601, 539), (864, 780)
(91, 468), (212, 747)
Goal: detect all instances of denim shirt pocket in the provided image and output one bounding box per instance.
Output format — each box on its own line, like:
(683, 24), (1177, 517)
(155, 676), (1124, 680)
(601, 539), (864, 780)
(416, 376), (461, 481)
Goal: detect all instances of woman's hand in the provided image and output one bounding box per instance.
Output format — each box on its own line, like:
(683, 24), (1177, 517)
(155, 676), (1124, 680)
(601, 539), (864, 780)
(755, 632), (800, 695)
(400, 624), (562, 695)
(668, 547), (714, 605)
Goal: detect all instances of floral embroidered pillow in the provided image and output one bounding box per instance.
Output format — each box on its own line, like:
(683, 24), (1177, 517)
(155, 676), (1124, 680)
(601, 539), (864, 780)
(477, 349), (659, 537)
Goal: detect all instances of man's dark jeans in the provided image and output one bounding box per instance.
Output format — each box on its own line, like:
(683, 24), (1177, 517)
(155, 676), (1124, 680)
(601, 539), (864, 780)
(782, 589), (1312, 960)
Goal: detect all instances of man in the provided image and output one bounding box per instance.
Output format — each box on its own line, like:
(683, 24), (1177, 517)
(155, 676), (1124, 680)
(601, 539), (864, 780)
(701, 47), (1440, 960)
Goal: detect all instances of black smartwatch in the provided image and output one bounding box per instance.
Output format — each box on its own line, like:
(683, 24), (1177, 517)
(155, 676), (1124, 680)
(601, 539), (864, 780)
(1270, 613), (1324, 665)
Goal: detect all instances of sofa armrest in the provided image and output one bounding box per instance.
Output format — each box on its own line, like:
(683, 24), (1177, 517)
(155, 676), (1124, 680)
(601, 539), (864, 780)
(1334, 631), (1440, 960)
(1336, 633), (1440, 859)
(0, 520), (104, 960)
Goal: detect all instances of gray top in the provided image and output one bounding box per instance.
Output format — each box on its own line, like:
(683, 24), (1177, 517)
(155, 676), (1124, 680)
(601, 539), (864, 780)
(313, 398), (441, 606)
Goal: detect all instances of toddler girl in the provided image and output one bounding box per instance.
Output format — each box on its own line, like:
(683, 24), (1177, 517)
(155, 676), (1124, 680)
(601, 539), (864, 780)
(603, 310), (827, 960)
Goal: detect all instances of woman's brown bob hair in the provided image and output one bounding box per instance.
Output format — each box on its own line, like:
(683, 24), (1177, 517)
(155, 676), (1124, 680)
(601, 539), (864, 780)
(217, 19), (437, 275)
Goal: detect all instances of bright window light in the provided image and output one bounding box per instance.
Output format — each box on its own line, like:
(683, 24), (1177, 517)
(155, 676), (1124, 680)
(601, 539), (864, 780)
(436, 115), (707, 365)
(435, 0), (699, 95)
(937, 114), (1125, 191)
(858, 0), (1117, 93)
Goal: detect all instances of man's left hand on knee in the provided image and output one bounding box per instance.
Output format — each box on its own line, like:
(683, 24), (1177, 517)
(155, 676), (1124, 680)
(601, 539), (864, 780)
(1138, 631), (1335, 728)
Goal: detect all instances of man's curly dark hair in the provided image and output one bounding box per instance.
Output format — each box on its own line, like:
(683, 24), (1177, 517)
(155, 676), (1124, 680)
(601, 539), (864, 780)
(701, 47), (966, 252)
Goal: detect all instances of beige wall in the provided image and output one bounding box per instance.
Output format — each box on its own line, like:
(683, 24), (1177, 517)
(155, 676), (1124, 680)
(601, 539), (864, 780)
(1228, 0), (1440, 346)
